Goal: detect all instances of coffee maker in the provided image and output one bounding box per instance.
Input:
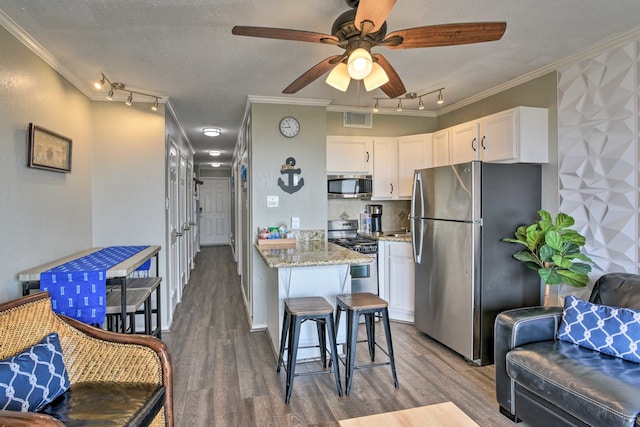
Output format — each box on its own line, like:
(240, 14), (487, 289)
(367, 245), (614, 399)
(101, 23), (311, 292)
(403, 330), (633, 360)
(366, 204), (383, 235)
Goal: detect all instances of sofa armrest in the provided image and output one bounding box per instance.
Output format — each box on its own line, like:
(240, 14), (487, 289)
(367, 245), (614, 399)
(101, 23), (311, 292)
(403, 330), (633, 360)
(0, 410), (65, 426)
(494, 306), (563, 417)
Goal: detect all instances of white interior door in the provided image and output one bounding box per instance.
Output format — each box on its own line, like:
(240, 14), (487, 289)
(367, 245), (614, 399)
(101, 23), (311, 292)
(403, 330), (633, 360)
(200, 178), (230, 245)
(167, 142), (181, 308)
(179, 154), (188, 290)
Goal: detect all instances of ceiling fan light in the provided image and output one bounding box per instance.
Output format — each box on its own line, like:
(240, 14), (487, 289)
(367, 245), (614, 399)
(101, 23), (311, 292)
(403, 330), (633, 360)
(325, 63), (351, 92)
(363, 63), (389, 91)
(347, 48), (373, 80)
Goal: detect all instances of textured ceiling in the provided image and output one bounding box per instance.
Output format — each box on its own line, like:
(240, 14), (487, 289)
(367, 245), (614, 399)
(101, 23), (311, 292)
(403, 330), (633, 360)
(2, 0), (640, 169)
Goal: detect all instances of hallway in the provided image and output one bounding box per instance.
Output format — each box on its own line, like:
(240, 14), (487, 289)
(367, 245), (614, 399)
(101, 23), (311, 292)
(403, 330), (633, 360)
(163, 246), (512, 426)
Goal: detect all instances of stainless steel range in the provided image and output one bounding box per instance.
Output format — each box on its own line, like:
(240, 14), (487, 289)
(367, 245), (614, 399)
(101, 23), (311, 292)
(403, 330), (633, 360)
(328, 219), (378, 294)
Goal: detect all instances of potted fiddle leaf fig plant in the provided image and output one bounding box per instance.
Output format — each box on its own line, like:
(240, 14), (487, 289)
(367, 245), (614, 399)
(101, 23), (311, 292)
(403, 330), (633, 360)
(502, 210), (593, 288)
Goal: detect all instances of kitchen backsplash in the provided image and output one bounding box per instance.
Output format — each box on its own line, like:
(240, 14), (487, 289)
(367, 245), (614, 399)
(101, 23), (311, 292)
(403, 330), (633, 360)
(328, 199), (411, 232)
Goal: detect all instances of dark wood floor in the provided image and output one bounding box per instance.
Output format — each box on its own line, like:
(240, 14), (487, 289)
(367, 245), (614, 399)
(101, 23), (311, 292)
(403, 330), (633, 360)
(164, 246), (517, 427)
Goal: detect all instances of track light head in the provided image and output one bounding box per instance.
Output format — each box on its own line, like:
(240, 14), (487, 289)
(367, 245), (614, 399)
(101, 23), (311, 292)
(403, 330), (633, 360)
(125, 92), (133, 106)
(437, 90), (444, 104)
(151, 98), (159, 111)
(396, 99), (403, 112)
(94, 74), (105, 90)
(373, 99), (380, 112)
(418, 98), (425, 110)
(106, 87), (114, 101)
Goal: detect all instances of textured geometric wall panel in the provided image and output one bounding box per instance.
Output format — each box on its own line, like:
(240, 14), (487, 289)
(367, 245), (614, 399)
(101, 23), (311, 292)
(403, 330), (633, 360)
(558, 41), (638, 299)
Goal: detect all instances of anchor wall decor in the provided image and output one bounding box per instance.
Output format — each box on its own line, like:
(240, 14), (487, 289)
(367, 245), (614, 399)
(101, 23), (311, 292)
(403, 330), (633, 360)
(278, 157), (304, 194)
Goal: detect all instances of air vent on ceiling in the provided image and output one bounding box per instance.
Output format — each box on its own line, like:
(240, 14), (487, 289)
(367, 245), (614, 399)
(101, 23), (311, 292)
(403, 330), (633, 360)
(343, 112), (372, 128)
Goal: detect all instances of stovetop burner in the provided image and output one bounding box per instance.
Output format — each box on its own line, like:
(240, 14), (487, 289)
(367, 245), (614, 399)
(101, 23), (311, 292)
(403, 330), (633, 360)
(327, 219), (378, 254)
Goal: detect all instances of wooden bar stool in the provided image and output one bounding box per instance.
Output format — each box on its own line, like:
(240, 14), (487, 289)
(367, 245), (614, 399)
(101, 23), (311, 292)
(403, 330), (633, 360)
(335, 292), (399, 395)
(276, 296), (342, 404)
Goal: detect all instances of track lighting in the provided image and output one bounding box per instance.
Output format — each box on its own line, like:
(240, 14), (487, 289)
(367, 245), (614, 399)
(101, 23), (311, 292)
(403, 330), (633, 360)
(372, 88), (445, 113)
(94, 73), (162, 112)
(94, 74), (105, 90)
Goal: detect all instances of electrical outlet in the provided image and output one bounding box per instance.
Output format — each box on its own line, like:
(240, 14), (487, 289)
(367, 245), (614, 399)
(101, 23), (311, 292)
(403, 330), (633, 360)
(291, 217), (300, 229)
(267, 195), (279, 208)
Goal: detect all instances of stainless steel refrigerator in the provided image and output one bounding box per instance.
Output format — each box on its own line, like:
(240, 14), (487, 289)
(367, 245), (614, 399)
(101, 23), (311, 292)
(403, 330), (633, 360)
(411, 161), (541, 365)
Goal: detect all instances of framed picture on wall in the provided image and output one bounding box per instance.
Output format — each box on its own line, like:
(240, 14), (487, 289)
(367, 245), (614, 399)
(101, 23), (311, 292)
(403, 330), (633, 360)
(27, 124), (72, 173)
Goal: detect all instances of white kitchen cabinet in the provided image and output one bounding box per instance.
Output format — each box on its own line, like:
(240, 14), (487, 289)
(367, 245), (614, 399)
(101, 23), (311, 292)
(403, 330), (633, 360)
(326, 136), (373, 175)
(449, 106), (548, 165)
(372, 137), (398, 198)
(397, 134), (430, 197)
(431, 130), (450, 167)
(450, 120), (481, 164)
(378, 240), (414, 323)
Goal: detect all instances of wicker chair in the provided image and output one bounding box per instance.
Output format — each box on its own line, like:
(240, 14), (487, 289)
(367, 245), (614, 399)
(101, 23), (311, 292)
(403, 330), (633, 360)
(0, 292), (173, 426)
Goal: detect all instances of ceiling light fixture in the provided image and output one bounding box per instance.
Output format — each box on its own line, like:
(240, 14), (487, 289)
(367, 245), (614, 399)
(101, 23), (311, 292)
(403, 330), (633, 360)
(203, 128), (221, 137)
(211, 162), (221, 168)
(325, 63), (350, 92)
(347, 48), (373, 80)
(208, 150), (222, 156)
(94, 73), (162, 112)
(94, 74), (105, 90)
(372, 87), (445, 113)
(363, 63), (389, 92)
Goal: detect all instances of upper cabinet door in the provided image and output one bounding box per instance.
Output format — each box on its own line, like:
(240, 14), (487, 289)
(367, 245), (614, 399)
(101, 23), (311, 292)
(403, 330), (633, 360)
(431, 130), (450, 168)
(373, 137), (398, 199)
(450, 120), (480, 165)
(398, 134), (430, 198)
(326, 136), (373, 174)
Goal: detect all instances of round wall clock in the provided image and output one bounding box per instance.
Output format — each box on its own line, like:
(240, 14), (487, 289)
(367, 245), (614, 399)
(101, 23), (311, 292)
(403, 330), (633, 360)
(279, 116), (300, 138)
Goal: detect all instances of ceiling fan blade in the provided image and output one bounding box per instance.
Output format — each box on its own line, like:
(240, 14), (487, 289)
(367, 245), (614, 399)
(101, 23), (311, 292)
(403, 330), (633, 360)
(283, 55), (343, 94)
(355, 0), (397, 32)
(372, 54), (405, 98)
(385, 22), (506, 49)
(232, 26), (339, 44)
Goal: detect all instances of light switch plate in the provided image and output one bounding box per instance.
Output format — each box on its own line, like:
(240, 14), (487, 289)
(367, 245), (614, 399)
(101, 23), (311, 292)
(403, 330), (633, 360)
(291, 217), (300, 229)
(267, 195), (279, 208)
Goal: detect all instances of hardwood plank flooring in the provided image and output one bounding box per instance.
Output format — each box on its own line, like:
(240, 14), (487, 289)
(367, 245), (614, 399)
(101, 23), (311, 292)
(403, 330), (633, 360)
(164, 246), (518, 427)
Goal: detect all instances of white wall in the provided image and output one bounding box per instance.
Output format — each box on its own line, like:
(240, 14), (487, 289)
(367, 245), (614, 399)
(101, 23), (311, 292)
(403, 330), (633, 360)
(91, 101), (169, 326)
(557, 39), (640, 300)
(249, 102), (328, 328)
(0, 26), (93, 302)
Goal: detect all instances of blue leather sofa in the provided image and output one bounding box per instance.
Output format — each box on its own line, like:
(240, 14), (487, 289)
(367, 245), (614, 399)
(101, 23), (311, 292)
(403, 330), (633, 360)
(495, 272), (640, 427)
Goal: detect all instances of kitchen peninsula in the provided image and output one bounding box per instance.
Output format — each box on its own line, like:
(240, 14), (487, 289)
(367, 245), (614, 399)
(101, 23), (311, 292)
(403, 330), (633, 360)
(256, 240), (371, 359)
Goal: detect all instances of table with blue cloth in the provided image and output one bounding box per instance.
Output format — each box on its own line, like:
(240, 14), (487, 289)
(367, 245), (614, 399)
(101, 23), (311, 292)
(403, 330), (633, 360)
(17, 246), (160, 334)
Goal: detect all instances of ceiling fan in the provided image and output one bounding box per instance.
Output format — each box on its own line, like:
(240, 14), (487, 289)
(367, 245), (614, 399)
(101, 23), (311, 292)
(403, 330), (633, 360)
(232, 0), (506, 99)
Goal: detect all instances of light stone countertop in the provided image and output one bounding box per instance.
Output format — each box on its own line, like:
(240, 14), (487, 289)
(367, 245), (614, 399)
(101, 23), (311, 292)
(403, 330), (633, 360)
(256, 240), (372, 269)
(359, 233), (412, 243)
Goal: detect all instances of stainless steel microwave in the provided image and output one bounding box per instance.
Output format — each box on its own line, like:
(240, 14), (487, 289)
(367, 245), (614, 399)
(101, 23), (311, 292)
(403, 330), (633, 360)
(327, 175), (372, 199)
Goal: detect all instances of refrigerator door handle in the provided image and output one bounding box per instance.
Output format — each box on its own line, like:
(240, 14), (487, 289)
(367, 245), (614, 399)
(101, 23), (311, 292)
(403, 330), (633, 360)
(410, 172), (424, 219)
(412, 219), (424, 264)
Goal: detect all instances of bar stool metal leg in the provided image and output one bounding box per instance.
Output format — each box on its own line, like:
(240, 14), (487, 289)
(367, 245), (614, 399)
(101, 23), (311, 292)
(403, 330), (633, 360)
(276, 310), (290, 373)
(381, 307), (399, 388)
(285, 314), (301, 404)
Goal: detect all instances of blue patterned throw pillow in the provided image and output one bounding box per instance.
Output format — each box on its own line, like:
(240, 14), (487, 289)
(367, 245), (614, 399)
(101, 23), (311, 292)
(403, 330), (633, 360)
(0, 333), (70, 411)
(558, 295), (640, 363)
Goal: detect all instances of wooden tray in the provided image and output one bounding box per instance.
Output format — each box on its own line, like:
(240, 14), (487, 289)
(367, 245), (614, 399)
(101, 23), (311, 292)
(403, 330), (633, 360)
(257, 238), (297, 247)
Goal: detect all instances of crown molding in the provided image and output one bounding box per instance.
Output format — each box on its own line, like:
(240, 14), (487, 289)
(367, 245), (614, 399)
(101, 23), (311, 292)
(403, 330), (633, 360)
(247, 95), (331, 106)
(0, 8), (91, 98)
(438, 25), (640, 115)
